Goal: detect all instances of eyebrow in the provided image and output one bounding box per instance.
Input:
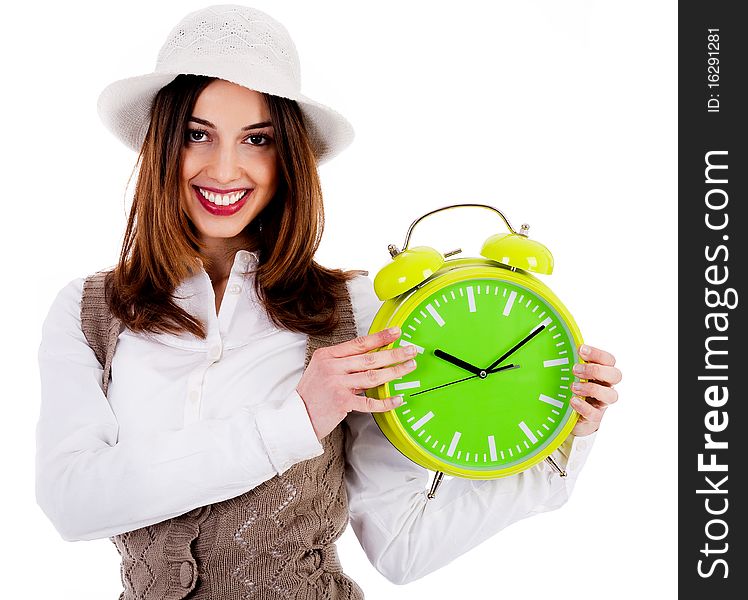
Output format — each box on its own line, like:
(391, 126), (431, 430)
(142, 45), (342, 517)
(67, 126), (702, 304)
(188, 116), (273, 131)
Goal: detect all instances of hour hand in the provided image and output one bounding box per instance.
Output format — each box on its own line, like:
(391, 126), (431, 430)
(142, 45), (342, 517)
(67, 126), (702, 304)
(433, 349), (484, 376)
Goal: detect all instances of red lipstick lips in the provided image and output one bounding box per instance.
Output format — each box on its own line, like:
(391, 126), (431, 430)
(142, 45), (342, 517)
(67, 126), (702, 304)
(193, 185), (251, 216)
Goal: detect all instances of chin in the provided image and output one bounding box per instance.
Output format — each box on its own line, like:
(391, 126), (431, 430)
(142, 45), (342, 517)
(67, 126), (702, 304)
(204, 227), (250, 239)
(192, 218), (249, 238)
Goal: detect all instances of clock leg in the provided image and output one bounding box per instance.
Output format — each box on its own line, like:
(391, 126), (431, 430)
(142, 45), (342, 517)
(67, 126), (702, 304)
(427, 471), (445, 500)
(545, 456), (568, 477)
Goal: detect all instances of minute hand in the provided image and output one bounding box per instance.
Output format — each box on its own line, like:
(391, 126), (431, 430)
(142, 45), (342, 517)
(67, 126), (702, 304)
(485, 324), (546, 372)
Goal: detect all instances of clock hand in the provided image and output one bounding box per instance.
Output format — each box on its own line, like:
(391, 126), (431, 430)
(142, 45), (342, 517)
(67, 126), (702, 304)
(410, 374), (476, 397)
(433, 349), (483, 376)
(486, 364), (522, 374)
(409, 363), (520, 397)
(484, 323), (547, 372)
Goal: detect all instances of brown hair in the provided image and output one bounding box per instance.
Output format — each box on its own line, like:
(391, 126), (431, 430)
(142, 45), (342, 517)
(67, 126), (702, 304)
(106, 74), (365, 338)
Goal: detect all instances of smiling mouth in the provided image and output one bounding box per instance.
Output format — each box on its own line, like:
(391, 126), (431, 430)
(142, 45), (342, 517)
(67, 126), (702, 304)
(192, 185), (253, 216)
(193, 185), (252, 206)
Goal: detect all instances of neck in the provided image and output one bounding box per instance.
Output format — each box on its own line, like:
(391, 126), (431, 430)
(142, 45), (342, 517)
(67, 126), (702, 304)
(199, 230), (261, 283)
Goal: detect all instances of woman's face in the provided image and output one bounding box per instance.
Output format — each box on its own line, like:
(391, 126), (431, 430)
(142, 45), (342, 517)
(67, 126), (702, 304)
(180, 79), (279, 247)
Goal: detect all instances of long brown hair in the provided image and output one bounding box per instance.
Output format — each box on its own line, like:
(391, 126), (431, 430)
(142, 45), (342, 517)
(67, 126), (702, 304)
(106, 74), (365, 338)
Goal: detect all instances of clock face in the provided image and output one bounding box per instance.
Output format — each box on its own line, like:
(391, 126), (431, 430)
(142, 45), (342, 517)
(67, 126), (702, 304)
(382, 276), (578, 475)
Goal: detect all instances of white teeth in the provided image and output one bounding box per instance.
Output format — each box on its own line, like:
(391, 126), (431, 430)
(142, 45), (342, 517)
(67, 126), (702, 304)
(197, 187), (249, 206)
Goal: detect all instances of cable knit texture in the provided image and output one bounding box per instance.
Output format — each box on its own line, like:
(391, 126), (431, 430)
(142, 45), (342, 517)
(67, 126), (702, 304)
(81, 269), (367, 599)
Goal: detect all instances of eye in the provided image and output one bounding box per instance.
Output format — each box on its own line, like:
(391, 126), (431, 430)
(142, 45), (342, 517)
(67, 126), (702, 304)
(186, 128), (209, 143)
(245, 133), (272, 146)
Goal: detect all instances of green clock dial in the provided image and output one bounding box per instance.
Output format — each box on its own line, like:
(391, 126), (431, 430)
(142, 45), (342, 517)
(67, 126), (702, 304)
(369, 262), (582, 479)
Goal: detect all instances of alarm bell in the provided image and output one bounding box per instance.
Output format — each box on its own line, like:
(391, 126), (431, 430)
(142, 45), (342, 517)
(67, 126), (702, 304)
(373, 246), (444, 301)
(373, 203), (555, 301)
(480, 231), (554, 275)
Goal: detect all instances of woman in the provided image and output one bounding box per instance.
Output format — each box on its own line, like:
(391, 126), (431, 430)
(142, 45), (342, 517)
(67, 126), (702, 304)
(35, 4), (622, 598)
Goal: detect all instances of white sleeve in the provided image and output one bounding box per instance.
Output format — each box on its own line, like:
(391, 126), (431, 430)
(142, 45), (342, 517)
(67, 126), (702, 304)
(343, 273), (596, 585)
(34, 277), (323, 542)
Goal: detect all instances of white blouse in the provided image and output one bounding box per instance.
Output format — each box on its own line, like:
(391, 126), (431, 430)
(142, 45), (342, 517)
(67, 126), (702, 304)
(35, 248), (596, 585)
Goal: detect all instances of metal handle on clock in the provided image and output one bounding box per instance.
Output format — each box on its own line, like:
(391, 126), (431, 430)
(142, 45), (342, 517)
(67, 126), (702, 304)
(390, 203), (529, 258)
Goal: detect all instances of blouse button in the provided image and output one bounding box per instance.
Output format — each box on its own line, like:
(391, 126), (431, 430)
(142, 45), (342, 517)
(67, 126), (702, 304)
(179, 561), (194, 588)
(228, 283), (242, 294)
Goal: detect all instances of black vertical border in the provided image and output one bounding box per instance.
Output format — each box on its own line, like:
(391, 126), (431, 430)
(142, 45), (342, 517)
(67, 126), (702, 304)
(679, 3), (746, 595)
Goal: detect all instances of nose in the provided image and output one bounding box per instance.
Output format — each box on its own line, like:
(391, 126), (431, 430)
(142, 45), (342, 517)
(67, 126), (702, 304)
(206, 140), (243, 183)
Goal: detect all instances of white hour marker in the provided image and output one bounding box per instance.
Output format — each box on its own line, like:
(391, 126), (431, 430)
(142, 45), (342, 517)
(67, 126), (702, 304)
(539, 393), (565, 409)
(394, 381), (420, 390)
(519, 421), (538, 444)
(447, 431), (462, 457)
(544, 357), (569, 368)
(411, 411), (434, 431)
(466, 286), (476, 312)
(502, 290), (517, 316)
(536, 317), (552, 331)
(426, 303), (445, 326)
(488, 435), (498, 461)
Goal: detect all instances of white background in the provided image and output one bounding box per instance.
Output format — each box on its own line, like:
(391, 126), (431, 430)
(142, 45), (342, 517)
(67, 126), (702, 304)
(1, 0), (676, 598)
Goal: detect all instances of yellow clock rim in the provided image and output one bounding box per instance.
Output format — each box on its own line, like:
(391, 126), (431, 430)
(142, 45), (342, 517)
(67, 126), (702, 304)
(368, 261), (584, 479)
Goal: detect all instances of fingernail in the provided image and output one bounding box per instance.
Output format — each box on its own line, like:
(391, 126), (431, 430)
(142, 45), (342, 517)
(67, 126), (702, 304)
(580, 344), (590, 356)
(394, 395), (404, 405)
(405, 359), (416, 368)
(573, 364), (584, 375)
(572, 382), (582, 392)
(405, 345), (417, 355)
(571, 396), (583, 406)
(388, 326), (401, 336)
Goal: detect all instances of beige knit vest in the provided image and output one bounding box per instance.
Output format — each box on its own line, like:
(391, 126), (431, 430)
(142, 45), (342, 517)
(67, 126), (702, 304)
(80, 269), (368, 600)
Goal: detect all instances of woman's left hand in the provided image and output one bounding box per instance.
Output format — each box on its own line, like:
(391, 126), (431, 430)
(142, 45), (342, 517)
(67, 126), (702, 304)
(569, 344), (622, 436)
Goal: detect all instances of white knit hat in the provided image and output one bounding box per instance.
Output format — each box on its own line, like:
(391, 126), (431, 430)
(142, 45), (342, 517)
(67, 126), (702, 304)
(97, 4), (354, 164)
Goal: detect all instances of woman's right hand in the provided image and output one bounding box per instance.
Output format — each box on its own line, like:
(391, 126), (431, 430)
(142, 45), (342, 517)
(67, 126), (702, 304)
(296, 326), (418, 440)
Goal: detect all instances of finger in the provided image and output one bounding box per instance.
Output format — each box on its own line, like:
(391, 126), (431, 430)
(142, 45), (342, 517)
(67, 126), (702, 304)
(571, 381), (618, 406)
(349, 358), (417, 390)
(586, 398), (608, 410)
(571, 396), (605, 426)
(572, 362), (622, 386)
(350, 393), (404, 414)
(579, 344), (617, 367)
(327, 327), (402, 359)
(342, 344), (417, 374)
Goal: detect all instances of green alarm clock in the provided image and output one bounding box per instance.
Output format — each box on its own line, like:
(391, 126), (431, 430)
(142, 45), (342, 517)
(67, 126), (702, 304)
(365, 203), (584, 499)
